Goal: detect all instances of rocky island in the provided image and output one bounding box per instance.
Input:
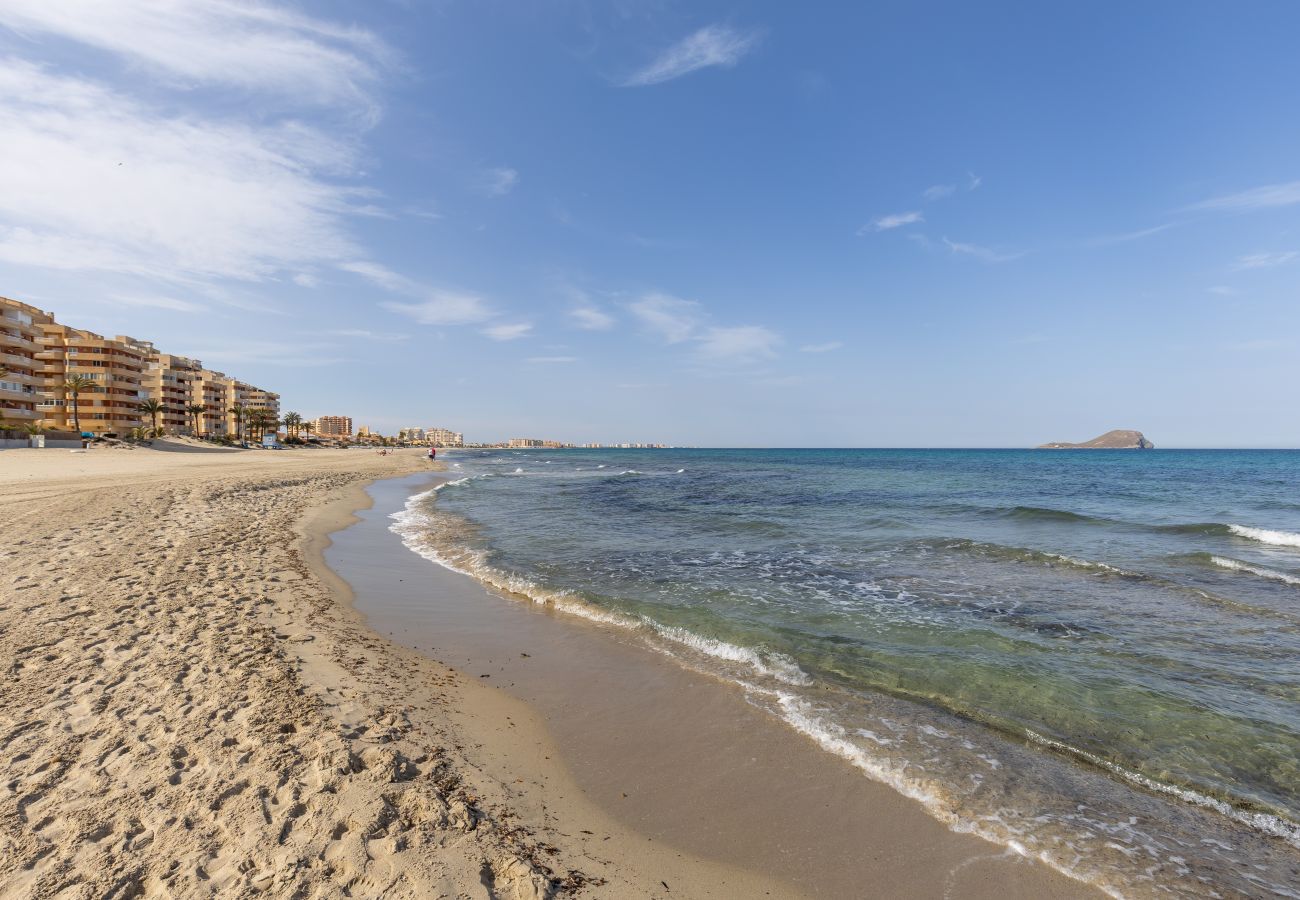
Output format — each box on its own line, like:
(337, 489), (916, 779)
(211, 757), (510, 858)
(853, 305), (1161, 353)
(1037, 429), (1155, 449)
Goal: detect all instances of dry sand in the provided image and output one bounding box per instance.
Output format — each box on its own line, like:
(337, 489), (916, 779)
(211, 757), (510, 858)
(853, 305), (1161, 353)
(0, 447), (1099, 899)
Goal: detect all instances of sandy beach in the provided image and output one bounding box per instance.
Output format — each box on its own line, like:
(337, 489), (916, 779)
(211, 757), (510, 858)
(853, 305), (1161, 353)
(0, 447), (1097, 898)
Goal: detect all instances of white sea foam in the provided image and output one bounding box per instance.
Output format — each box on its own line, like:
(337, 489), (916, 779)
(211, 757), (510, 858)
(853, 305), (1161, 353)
(1207, 555), (1300, 586)
(651, 626), (812, 686)
(1025, 730), (1300, 848)
(1228, 524), (1300, 548)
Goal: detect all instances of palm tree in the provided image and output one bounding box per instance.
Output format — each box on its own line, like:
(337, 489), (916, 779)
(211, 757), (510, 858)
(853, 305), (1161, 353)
(232, 404), (248, 442)
(62, 374), (96, 437)
(186, 403), (206, 436)
(302, 420), (315, 441)
(138, 398), (163, 437)
(283, 411), (302, 440)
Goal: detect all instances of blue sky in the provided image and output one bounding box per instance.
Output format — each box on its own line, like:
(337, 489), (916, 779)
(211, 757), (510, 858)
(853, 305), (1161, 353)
(1, 1), (1298, 446)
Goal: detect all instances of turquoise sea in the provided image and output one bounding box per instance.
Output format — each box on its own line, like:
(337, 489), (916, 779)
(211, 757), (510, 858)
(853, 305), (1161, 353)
(390, 448), (1300, 897)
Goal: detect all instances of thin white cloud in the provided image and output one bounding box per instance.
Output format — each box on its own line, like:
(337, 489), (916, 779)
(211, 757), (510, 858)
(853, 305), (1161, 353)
(1189, 180), (1300, 213)
(292, 273), (320, 288)
(186, 339), (350, 367)
(480, 167), (519, 197)
(320, 328), (409, 342)
(695, 325), (781, 365)
(570, 305), (615, 330)
(800, 341), (843, 353)
(112, 293), (205, 313)
(865, 211), (923, 233)
(482, 322), (533, 341)
(967, 172), (983, 191)
(1233, 250), (1299, 270)
(340, 260), (412, 293)
(1207, 285), (1238, 296)
(1086, 223), (1174, 245)
(623, 24), (761, 87)
(0, 60), (365, 282)
(526, 356), (577, 364)
(629, 293), (703, 343)
(942, 237), (1024, 263)
(383, 291), (493, 326)
(0, 0), (391, 118)
(922, 184), (955, 202)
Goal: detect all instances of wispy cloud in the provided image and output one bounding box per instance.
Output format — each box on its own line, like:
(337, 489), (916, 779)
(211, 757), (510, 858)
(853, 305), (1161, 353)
(629, 293), (703, 343)
(864, 211), (923, 233)
(0, 60), (367, 282)
(622, 24), (761, 87)
(479, 167), (518, 197)
(1233, 250), (1299, 270)
(482, 322), (533, 341)
(696, 325), (781, 364)
(292, 273), (320, 288)
(382, 290), (493, 326)
(111, 293), (205, 313)
(186, 339), (351, 367)
(0, 0), (393, 118)
(942, 237), (1024, 263)
(922, 184), (955, 202)
(1188, 180), (1300, 213)
(570, 305), (615, 330)
(799, 341), (842, 353)
(340, 260), (411, 292)
(320, 328), (409, 342)
(967, 172), (983, 191)
(526, 356), (577, 364)
(1207, 285), (1238, 296)
(1086, 223), (1175, 246)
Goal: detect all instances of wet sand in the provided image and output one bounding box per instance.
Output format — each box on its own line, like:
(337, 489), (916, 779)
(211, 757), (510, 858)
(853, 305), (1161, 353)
(325, 472), (1102, 898)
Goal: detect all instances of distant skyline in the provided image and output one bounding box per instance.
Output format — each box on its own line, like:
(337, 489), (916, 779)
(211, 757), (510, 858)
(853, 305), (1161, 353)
(2, 1), (1299, 447)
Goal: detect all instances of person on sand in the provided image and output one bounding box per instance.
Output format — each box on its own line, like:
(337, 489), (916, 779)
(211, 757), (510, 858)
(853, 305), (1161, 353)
(428, 446), (436, 460)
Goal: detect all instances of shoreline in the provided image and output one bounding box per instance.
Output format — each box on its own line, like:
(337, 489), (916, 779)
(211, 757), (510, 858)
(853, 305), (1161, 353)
(325, 469), (1100, 898)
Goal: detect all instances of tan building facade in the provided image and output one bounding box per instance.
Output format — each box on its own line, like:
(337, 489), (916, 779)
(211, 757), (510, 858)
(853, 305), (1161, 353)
(37, 323), (147, 436)
(427, 427), (464, 447)
(312, 415), (352, 438)
(0, 297), (52, 426)
(2, 294), (281, 440)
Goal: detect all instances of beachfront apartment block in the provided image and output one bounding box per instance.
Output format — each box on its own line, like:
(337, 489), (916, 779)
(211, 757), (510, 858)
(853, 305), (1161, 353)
(312, 415), (352, 438)
(1, 295), (280, 438)
(427, 427), (464, 447)
(507, 437), (544, 448)
(36, 322), (148, 436)
(0, 297), (52, 426)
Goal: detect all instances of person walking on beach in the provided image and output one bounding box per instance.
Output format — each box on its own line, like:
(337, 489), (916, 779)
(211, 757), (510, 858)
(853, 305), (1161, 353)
(428, 446), (437, 460)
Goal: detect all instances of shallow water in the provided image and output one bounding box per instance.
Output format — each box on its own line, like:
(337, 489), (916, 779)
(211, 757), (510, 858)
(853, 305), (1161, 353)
(393, 449), (1300, 897)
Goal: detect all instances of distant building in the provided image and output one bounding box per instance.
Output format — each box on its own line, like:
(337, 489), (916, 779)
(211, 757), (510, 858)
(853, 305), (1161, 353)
(507, 437), (543, 448)
(313, 415), (352, 438)
(427, 427), (463, 447)
(357, 425), (370, 437)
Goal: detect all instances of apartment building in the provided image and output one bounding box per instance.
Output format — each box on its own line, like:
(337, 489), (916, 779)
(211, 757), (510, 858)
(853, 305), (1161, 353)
(312, 415), (352, 438)
(0, 297), (52, 426)
(234, 382), (280, 432)
(507, 437), (543, 448)
(146, 352), (199, 433)
(36, 322), (147, 436)
(427, 427), (464, 447)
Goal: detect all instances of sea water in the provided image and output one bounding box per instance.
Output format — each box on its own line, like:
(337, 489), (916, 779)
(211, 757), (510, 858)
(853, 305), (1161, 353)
(390, 448), (1300, 897)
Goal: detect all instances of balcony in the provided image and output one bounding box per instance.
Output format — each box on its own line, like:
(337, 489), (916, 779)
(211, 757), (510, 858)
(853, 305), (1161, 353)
(0, 331), (40, 352)
(0, 384), (37, 402)
(0, 405), (40, 421)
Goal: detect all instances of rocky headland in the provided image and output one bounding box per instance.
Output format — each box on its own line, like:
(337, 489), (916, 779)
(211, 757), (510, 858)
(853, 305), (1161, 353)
(1037, 430), (1155, 450)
